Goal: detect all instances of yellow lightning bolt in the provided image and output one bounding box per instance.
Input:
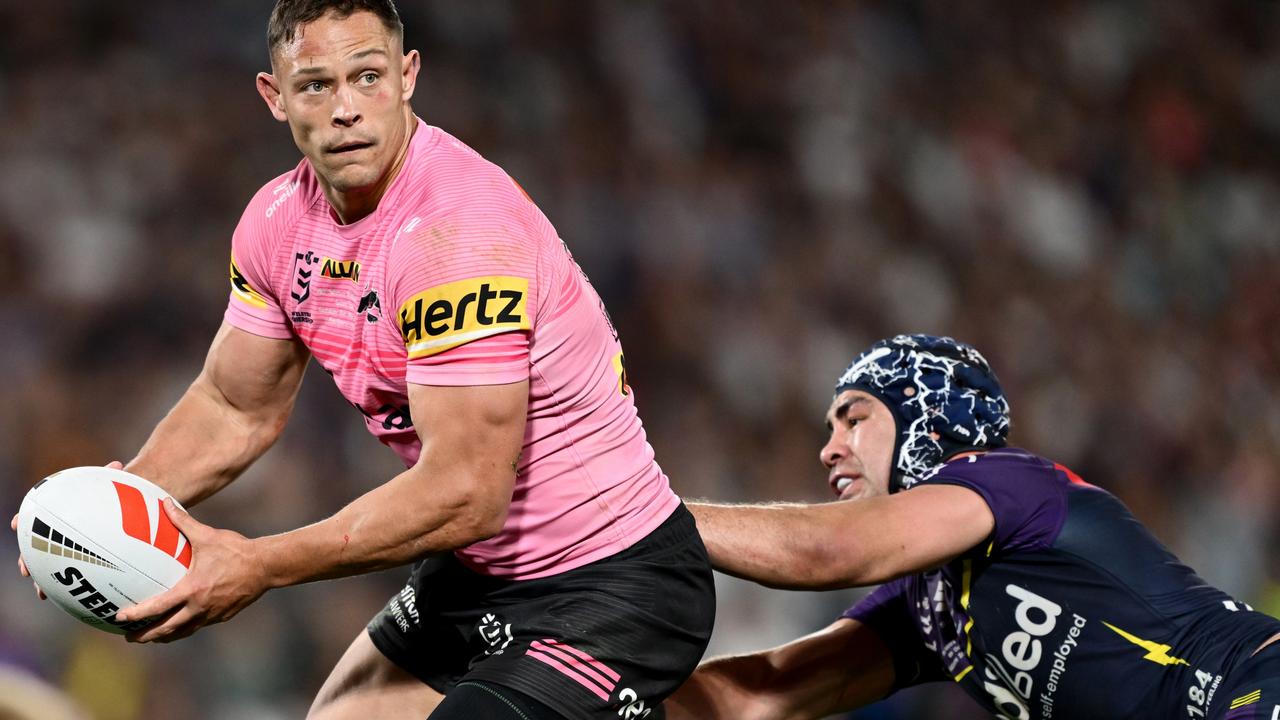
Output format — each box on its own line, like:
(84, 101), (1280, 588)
(1102, 622), (1189, 666)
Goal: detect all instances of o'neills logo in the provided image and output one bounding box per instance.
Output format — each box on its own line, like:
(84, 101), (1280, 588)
(320, 257), (361, 283)
(265, 178), (300, 218)
(398, 276), (529, 359)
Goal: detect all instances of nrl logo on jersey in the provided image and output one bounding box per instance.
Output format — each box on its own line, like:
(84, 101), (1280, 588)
(477, 613), (514, 656)
(320, 257), (361, 283)
(398, 276), (529, 359)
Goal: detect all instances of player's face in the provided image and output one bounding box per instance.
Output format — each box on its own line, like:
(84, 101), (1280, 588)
(820, 390), (896, 502)
(259, 11), (419, 195)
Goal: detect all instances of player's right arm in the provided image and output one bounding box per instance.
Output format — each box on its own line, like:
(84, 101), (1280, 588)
(664, 618), (894, 720)
(12, 326), (306, 592)
(125, 322), (309, 506)
(126, 169), (312, 506)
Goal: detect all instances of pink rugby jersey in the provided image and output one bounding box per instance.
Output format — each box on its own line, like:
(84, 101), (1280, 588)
(223, 119), (678, 579)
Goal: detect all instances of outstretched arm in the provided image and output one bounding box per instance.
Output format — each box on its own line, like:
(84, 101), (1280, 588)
(665, 618), (894, 720)
(127, 322), (310, 506)
(687, 484), (995, 588)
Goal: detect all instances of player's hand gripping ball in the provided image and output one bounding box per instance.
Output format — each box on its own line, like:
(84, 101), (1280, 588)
(15, 467), (192, 634)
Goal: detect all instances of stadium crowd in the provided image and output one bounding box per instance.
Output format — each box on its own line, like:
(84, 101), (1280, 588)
(2, 1), (1278, 718)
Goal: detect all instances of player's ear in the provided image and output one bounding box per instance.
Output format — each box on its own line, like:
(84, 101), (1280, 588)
(400, 49), (421, 102)
(256, 72), (289, 122)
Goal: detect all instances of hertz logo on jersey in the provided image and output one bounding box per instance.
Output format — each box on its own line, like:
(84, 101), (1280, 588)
(320, 257), (361, 283)
(398, 276), (529, 359)
(230, 256), (269, 308)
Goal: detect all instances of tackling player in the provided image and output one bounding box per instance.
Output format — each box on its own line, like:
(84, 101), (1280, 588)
(12, 1), (714, 718)
(668, 334), (1280, 720)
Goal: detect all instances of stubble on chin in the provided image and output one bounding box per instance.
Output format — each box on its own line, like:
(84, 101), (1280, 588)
(324, 164), (375, 193)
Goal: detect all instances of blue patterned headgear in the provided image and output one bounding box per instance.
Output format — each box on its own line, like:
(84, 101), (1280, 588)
(835, 334), (1011, 492)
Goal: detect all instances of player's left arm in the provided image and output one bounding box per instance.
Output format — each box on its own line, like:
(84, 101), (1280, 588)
(117, 379), (527, 642)
(687, 484), (994, 589)
(665, 618), (895, 720)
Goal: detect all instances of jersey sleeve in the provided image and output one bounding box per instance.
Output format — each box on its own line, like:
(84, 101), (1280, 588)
(919, 452), (1067, 556)
(223, 179), (295, 340)
(388, 183), (546, 387)
(842, 580), (949, 692)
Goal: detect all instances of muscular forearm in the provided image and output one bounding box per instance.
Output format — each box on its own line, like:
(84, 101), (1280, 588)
(687, 501), (860, 589)
(255, 380), (522, 589)
(668, 620), (893, 720)
(254, 463), (507, 588)
(127, 374), (291, 506)
(690, 486), (994, 588)
(666, 655), (791, 720)
(113, 381), (523, 643)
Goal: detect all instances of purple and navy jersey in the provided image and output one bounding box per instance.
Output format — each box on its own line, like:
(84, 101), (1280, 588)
(844, 448), (1280, 720)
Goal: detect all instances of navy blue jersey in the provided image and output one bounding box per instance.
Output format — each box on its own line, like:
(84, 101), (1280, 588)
(844, 448), (1280, 720)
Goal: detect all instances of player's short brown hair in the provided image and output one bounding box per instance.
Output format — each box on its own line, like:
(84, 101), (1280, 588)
(267, 0), (404, 55)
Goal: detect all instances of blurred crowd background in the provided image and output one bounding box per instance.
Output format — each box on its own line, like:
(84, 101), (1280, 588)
(2, 1), (1279, 718)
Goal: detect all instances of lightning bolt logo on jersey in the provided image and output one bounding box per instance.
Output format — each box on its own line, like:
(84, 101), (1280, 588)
(1103, 622), (1189, 667)
(229, 256), (268, 308)
(843, 449), (1280, 720)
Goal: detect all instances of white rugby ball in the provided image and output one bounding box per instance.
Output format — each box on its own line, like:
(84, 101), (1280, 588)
(16, 466), (191, 635)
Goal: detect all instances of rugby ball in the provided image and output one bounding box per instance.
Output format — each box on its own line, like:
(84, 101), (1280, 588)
(16, 466), (191, 635)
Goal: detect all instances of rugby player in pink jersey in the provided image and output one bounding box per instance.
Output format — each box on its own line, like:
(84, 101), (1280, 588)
(11, 1), (713, 718)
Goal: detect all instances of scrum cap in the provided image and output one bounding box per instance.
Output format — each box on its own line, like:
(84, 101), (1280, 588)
(835, 334), (1011, 492)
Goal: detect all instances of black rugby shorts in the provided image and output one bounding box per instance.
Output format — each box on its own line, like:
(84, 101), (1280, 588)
(367, 504), (715, 720)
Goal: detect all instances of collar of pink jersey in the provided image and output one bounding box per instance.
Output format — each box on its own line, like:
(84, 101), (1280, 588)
(330, 116), (434, 240)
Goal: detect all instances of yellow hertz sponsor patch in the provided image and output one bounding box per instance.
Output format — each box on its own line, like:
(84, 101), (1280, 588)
(1101, 622), (1188, 666)
(1230, 690), (1262, 709)
(230, 257), (268, 308)
(398, 276), (529, 359)
(320, 257), (361, 283)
